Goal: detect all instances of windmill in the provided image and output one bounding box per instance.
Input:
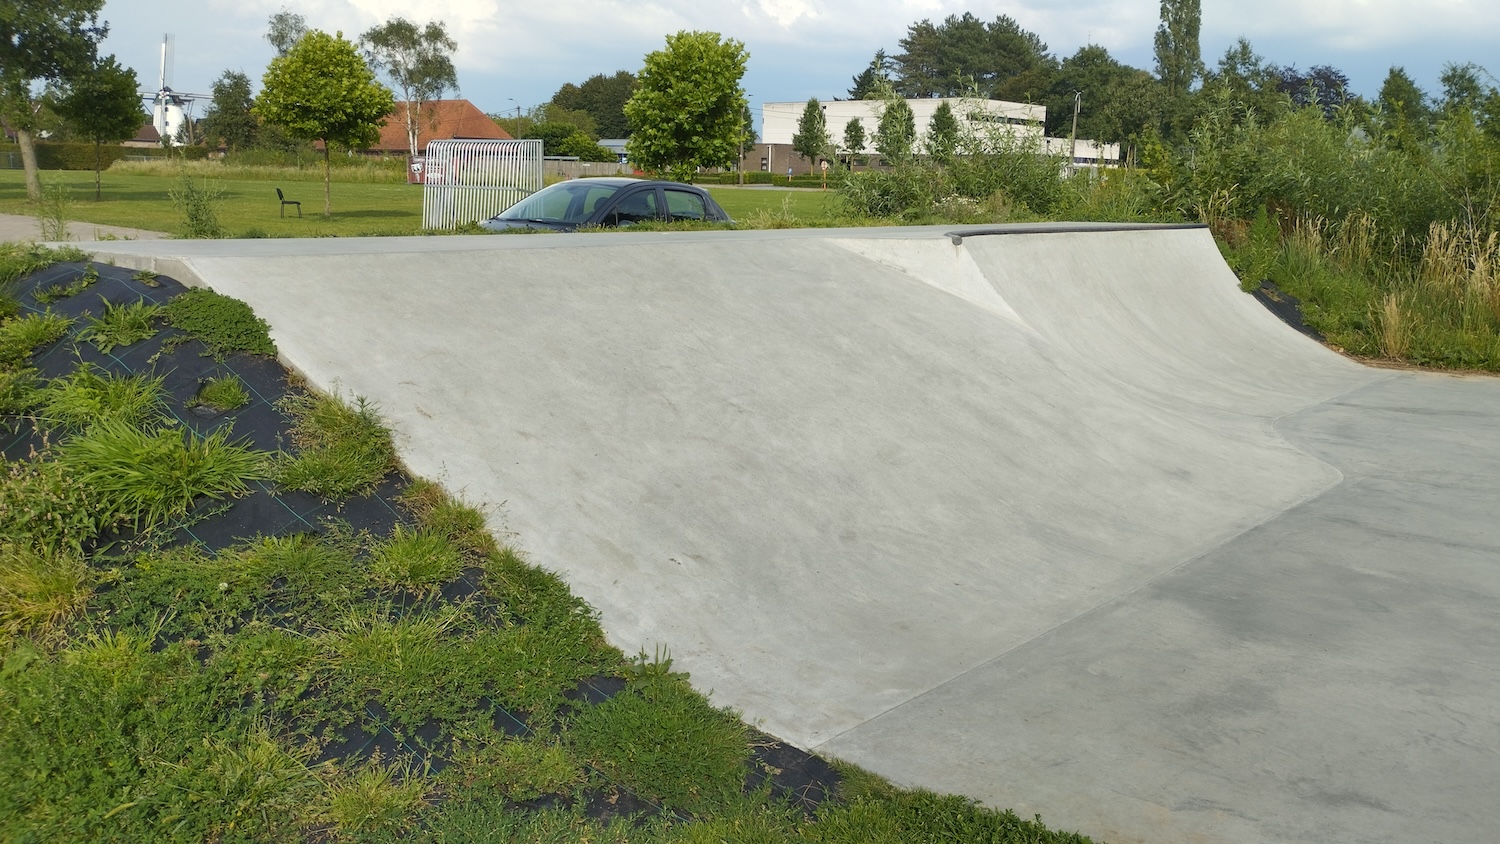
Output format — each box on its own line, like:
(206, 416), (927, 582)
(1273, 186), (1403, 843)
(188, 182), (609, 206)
(138, 34), (209, 147)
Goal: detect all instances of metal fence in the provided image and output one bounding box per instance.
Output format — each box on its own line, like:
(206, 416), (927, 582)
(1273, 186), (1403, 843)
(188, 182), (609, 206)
(420, 139), (543, 230)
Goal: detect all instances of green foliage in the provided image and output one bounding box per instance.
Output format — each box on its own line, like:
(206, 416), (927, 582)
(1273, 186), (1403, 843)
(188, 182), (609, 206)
(873, 95), (915, 163)
(1154, 0), (1203, 98)
(39, 366), (166, 431)
(27, 142), (208, 171)
(446, 737), (584, 802)
(568, 676), (748, 814)
(161, 288), (277, 359)
(792, 98), (830, 172)
(0, 242), (90, 288)
(893, 13), (1055, 101)
(0, 544), (91, 646)
(842, 118), (866, 157)
(0, 367), (42, 414)
(0, 458), (105, 556)
(33, 182), (71, 242)
(369, 525), (464, 594)
(360, 17), (459, 157)
(321, 757), (427, 838)
(399, 478), (497, 558)
(0, 311), (72, 369)
(1045, 45), (1165, 144)
(77, 298), (162, 353)
(52, 54), (141, 198)
(273, 391), (395, 498)
(169, 174), (230, 239)
(55, 419), (266, 532)
(198, 71), (258, 151)
(624, 31), (749, 182)
(254, 29), (396, 215)
(195, 375), (250, 411)
(924, 101), (959, 161)
(810, 777), (1095, 844)
(33, 262), (99, 303)
(552, 70), (638, 138)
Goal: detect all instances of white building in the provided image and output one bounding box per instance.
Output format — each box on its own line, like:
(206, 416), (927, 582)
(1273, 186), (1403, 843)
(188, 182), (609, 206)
(761, 97), (1045, 152)
(1042, 137), (1122, 167)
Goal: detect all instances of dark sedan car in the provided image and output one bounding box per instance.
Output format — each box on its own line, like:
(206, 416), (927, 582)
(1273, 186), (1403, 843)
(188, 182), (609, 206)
(480, 178), (733, 232)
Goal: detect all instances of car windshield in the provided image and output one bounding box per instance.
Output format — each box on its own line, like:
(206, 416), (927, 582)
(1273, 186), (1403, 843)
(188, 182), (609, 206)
(497, 182), (626, 224)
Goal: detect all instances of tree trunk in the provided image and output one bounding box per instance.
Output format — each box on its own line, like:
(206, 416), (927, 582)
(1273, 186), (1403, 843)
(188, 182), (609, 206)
(408, 100), (419, 159)
(95, 141), (102, 201)
(16, 128), (42, 201)
(322, 143), (332, 215)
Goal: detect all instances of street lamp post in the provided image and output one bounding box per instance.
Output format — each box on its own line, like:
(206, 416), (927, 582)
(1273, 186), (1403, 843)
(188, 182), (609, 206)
(1068, 91), (1081, 176)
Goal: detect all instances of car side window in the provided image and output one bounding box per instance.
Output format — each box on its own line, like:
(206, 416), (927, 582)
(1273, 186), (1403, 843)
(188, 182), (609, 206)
(664, 189), (708, 221)
(606, 190), (658, 225)
(582, 186), (617, 216)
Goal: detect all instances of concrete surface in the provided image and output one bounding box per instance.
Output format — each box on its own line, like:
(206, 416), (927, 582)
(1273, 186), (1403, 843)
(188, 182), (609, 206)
(0, 213), (166, 243)
(83, 225), (1500, 844)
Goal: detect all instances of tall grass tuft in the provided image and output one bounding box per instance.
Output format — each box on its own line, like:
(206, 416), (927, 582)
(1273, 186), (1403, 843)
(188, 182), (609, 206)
(274, 391), (395, 498)
(0, 543), (92, 646)
(39, 366), (167, 432)
(1375, 292), (1415, 359)
(56, 420), (266, 532)
(169, 174), (229, 239)
(0, 311), (73, 368)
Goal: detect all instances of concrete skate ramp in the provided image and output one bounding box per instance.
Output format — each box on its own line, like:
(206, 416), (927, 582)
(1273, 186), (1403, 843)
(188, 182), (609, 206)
(91, 226), (1500, 844)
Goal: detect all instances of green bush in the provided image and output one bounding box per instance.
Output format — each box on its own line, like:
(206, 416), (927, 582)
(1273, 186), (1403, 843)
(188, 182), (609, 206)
(162, 288), (276, 359)
(8, 141), (211, 170)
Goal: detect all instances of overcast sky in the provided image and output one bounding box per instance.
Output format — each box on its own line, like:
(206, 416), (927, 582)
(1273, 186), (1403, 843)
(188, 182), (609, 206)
(100, 0), (1499, 129)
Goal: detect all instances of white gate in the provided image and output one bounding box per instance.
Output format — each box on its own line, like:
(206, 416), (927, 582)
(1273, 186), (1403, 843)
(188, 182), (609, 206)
(421, 139), (543, 230)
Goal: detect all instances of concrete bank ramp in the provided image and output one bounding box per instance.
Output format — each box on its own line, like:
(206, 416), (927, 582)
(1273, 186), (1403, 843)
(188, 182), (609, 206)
(91, 226), (1500, 844)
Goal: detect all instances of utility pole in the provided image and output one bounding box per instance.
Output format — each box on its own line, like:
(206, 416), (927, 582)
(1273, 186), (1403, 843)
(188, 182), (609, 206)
(1069, 91), (1081, 176)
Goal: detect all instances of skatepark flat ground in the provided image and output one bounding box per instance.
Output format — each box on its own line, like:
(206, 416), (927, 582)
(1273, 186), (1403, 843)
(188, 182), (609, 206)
(86, 225), (1500, 844)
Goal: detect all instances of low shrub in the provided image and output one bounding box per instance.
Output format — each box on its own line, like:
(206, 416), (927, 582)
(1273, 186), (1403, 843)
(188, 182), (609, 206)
(162, 288), (277, 359)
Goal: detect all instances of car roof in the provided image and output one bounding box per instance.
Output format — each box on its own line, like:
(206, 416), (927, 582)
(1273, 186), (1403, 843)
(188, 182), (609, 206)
(556, 178), (703, 190)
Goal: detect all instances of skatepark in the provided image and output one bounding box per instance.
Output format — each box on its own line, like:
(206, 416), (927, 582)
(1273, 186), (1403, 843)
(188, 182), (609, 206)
(85, 224), (1500, 844)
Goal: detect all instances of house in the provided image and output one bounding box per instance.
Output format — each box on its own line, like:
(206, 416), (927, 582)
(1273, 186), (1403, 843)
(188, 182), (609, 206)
(371, 99), (512, 155)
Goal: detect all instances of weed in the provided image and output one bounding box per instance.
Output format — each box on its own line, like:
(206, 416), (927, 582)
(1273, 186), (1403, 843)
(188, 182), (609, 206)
(196, 374), (251, 411)
(568, 676), (749, 814)
(33, 183), (72, 242)
(400, 479), (497, 558)
(162, 287), (277, 359)
(77, 298), (162, 353)
(445, 736), (584, 802)
(130, 268), (161, 286)
(369, 526), (464, 594)
(319, 755), (428, 839)
(32, 263), (100, 304)
(274, 391), (396, 498)
(56, 419), (266, 532)
(0, 543), (92, 646)
(0, 367), (43, 414)
(39, 365), (167, 431)
(160, 726), (319, 839)
(0, 457), (106, 556)
(0, 310), (72, 368)
(0, 241), (90, 287)
(170, 174), (229, 239)
(1375, 291), (1415, 359)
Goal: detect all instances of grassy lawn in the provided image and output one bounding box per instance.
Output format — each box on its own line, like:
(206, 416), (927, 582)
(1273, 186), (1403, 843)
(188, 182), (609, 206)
(0, 168), (837, 238)
(0, 244), (1097, 842)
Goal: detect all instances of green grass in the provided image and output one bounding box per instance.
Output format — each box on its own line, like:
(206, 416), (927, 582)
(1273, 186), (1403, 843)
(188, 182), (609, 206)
(196, 375), (251, 411)
(39, 366), (167, 431)
(32, 263), (99, 304)
(0, 311), (72, 368)
(273, 390), (396, 498)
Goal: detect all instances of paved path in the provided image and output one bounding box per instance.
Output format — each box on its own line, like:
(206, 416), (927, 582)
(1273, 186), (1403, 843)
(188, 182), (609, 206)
(87, 225), (1500, 844)
(0, 213), (166, 243)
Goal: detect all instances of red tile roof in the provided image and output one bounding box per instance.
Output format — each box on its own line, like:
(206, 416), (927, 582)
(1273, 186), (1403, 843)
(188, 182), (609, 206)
(373, 99), (512, 153)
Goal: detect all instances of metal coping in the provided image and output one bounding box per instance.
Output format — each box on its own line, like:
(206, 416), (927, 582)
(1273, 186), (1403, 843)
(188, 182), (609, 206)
(945, 222), (1206, 244)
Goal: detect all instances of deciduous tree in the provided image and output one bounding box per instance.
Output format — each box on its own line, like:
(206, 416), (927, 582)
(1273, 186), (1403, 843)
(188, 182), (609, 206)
(893, 13), (1055, 102)
(1153, 0), (1203, 98)
(792, 98), (829, 174)
(360, 17), (458, 158)
(623, 31), (748, 181)
(874, 96), (915, 163)
(924, 100), (958, 161)
(0, 0), (107, 200)
(265, 8), (307, 57)
(255, 30), (394, 215)
(199, 70), (257, 151)
(843, 117), (866, 161)
(552, 71), (637, 138)
(54, 54), (140, 200)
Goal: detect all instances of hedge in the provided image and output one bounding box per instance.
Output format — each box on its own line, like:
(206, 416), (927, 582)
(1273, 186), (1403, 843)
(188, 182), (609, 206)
(2, 142), (211, 171)
(693, 172), (830, 188)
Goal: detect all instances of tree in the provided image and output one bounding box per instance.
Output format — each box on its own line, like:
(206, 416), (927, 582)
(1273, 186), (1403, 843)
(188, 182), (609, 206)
(361, 17), (458, 159)
(843, 117), (866, 163)
(924, 100), (958, 161)
(1044, 45), (1164, 145)
(1153, 0), (1202, 98)
(266, 8), (307, 57)
(1273, 64), (1351, 119)
(54, 54), (139, 200)
(551, 71), (637, 138)
(1199, 38), (1287, 124)
(848, 49), (892, 99)
(893, 13), (1055, 102)
(874, 96), (915, 163)
(792, 98), (829, 174)
(198, 70), (257, 151)
(1378, 66), (1432, 143)
(623, 31), (748, 181)
(1439, 62), (1488, 116)
(255, 30), (394, 215)
(0, 0), (107, 200)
